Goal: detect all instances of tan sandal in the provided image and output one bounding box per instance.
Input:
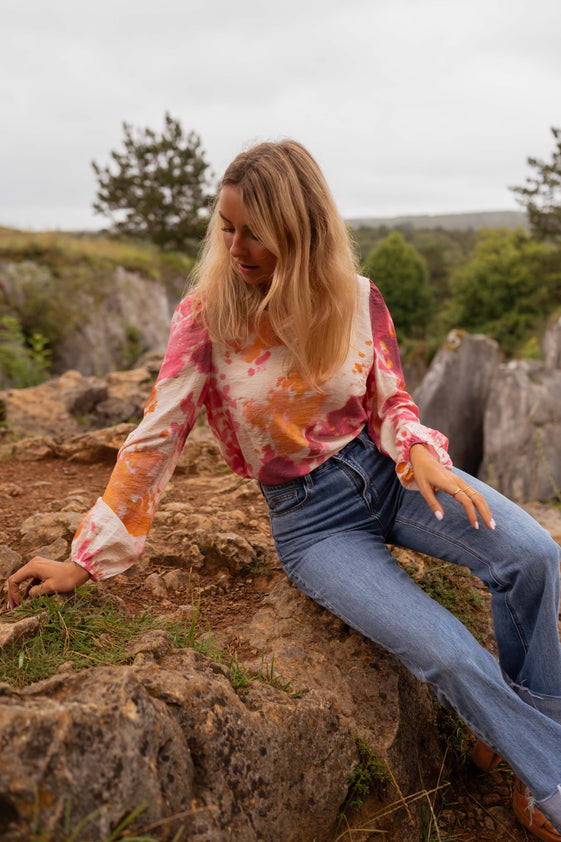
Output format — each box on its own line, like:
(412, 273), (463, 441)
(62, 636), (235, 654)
(471, 739), (502, 772)
(512, 777), (561, 842)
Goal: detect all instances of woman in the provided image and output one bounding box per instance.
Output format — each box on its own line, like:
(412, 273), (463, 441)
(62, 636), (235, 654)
(7, 140), (561, 840)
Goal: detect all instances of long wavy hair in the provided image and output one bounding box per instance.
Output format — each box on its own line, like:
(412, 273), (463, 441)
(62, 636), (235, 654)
(191, 140), (359, 387)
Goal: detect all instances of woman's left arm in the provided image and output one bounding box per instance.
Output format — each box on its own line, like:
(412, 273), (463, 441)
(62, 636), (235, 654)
(364, 281), (494, 528)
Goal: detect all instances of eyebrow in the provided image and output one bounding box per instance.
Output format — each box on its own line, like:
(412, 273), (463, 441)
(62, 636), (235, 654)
(218, 210), (252, 232)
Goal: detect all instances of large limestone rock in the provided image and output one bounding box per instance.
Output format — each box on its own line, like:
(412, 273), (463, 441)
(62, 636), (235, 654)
(479, 360), (561, 502)
(542, 313), (561, 371)
(0, 647), (356, 842)
(414, 330), (501, 476)
(54, 267), (173, 376)
(233, 580), (442, 800)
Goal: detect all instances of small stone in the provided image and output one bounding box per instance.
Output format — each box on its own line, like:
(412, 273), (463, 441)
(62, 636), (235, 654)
(0, 546), (22, 580)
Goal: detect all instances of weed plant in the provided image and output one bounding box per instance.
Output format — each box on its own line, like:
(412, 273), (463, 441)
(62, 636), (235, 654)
(27, 798), (184, 842)
(345, 736), (390, 810)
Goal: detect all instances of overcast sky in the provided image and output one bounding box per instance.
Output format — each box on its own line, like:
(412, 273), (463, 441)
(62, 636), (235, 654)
(2, 0), (560, 231)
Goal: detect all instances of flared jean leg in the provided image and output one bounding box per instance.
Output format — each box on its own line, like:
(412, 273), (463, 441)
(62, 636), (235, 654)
(261, 432), (561, 827)
(392, 467), (561, 710)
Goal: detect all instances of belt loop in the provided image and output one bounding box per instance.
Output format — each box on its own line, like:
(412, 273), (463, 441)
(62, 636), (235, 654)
(304, 472), (314, 489)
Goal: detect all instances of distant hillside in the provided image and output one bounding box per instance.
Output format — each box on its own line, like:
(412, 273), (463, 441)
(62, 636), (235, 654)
(348, 209), (528, 232)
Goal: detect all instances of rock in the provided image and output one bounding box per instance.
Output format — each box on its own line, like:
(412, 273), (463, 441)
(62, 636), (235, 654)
(53, 267), (172, 377)
(0, 366), (155, 442)
(60, 373), (109, 416)
(19, 512), (83, 551)
(0, 546), (21, 580)
(543, 313), (561, 370)
(414, 330), (501, 475)
(232, 580), (442, 802)
(145, 572), (168, 599)
(0, 651), (356, 842)
(0, 614), (42, 651)
(24, 536), (68, 564)
(479, 361), (561, 501)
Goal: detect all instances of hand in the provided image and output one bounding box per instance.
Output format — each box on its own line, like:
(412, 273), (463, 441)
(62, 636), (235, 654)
(6, 558), (92, 610)
(410, 443), (496, 530)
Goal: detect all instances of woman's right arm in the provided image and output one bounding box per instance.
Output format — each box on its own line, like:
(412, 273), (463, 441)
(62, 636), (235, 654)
(6, 297), (212, 606)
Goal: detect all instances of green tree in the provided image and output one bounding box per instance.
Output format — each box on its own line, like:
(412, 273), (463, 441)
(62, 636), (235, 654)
(92, 113), (213, 252)
(362, 231), (433, 339)
(442, 228), (561, 355)
(511, 127), (561, 241)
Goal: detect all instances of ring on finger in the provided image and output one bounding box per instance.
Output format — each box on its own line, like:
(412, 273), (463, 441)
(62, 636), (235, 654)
(452, 487), (463, 498)
(465, 488), (478, 498)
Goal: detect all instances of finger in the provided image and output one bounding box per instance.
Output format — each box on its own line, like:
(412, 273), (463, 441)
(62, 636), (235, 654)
(29, 580), (56, 599)
(415, 475), (446, 521)
(7, 559), (51, 608)
(450, 485), (495, 530)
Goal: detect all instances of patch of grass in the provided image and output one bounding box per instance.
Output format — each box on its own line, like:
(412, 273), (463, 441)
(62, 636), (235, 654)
(401, 555), (485, 643)
(1, 589), (295, 704)
(0, 588), (221, 689)
(433, 703), (473, 768)
(0, 228), (195, 286)
(228, 651), (251, 689)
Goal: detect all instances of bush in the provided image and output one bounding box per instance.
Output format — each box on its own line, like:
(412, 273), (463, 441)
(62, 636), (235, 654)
(0, 315), (51, 388)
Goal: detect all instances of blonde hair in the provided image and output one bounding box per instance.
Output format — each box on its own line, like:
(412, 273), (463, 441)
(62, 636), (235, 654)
(191, 140), (358, 387)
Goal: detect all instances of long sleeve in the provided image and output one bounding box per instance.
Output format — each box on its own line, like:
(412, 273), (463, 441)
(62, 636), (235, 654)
(71, 297), (212, 580)
(365, 282), (452, 488)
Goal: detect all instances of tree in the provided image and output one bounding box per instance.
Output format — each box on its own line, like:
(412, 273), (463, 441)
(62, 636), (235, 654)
(92, 113), (213, 252)
(511, 127), (561, 241)
(362, 231), (433, 340)
(442, 228), (561, 355)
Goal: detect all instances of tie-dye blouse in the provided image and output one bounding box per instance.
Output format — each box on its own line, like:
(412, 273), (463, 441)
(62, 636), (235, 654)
(71, 276), (451, 580)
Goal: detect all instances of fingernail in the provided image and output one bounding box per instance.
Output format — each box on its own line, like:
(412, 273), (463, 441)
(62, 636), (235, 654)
(474, 520), (479, 530)
(490, 518), (496, 530)
(434, 510), (443, 521)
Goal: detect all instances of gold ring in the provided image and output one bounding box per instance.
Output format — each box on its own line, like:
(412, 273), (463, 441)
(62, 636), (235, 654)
(466, 488), (478, 498)
(452, 487), (463, 498)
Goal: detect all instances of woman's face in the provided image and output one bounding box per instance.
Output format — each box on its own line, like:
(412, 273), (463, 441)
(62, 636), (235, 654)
(219, 185), (277, 286)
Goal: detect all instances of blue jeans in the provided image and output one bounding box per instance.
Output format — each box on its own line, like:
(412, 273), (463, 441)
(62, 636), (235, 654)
(260, 429), (561, 827)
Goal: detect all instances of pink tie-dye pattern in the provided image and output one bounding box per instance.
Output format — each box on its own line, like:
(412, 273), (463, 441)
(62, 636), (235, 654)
(71, 277), (450, 580)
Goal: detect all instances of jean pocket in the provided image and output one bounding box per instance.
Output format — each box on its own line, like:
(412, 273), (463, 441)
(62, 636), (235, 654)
(261, 481), (309, 517)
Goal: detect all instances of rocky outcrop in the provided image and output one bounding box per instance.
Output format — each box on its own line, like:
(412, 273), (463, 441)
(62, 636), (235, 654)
(0, 357), (161, 439)
(235, 580), (442, 797)
(414, 322), (561, 502)
(480, 361), (561, 501)
(0, 647), (356, 842)
(414, 330), (501, 476)
(53, 267), (174, 377)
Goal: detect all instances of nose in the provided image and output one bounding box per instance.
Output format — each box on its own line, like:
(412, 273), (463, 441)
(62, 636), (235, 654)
(229, 233), (247, 258)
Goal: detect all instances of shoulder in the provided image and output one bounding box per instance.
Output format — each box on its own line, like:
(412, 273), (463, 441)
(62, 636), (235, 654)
(158, 294), (212, 381)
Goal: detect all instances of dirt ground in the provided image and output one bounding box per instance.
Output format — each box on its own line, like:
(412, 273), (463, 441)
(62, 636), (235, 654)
(0, 455), (545, 842)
